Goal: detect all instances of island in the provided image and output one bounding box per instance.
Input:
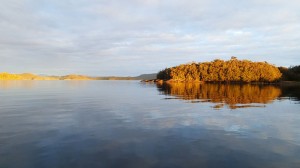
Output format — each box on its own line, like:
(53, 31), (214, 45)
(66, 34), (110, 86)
(155, 57), (282, 83)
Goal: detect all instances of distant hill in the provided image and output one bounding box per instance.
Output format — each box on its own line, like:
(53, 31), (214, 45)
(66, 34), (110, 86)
(135, 73), (157, 80)
(0, 72), (59, 80)
(0, 72), (157, 81)
(60, 74), (93, 80)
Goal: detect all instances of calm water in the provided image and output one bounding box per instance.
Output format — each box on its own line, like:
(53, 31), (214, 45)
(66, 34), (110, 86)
(0, 81), (300, 168)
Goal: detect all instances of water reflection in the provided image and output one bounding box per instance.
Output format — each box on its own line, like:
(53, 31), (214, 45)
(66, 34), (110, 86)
(280, 84), (300, 102)
(1, 81), (300, 168)
(0, 80), (35, 89)
(157, 83), (282, 109)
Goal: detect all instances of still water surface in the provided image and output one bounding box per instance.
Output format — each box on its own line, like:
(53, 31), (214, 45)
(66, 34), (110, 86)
(0, 81), (300, 168)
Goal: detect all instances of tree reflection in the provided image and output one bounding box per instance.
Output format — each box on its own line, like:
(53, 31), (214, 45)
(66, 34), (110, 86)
(279, 84), (300, 102)
(157, 83), (282, 109)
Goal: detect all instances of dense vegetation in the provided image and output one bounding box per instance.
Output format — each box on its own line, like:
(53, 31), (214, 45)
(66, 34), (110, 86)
(157, 83), (281, 109)
(279, 66), (300, 81)
(157, 58), (282, 82)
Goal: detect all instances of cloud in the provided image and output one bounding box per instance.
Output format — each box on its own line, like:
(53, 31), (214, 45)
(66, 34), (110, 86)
(0, 0), (299, 75)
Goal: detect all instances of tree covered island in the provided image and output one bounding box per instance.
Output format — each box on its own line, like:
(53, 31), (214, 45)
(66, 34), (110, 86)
(157, 57), (282, 83)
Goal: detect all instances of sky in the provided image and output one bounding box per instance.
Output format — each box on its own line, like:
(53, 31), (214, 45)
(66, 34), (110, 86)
(0, 0), (300, 76)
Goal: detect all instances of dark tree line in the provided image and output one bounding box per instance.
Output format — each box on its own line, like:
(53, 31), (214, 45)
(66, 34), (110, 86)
(157, 58), (282, 82)
(279, 65), (300, 81)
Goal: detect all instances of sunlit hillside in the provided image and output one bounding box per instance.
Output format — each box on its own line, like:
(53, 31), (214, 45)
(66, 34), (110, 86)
(60, 74), (93, 80)
(0, 72), (59, 80)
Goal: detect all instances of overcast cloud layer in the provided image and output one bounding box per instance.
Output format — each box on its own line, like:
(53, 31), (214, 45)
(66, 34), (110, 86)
(0, 0), (300, 76)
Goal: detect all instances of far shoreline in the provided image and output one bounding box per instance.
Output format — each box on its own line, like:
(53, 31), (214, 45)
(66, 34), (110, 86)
(0, 72), (142, 81)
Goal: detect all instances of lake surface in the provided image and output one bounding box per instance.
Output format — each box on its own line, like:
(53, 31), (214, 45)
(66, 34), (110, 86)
(0, 81), (300, 168)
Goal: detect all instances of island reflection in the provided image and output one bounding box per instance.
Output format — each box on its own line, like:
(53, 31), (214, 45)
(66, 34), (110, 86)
(157, 83), (282, 109)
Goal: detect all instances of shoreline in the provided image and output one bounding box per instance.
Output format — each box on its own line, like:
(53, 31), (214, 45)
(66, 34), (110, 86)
(141, 79), (300, 85)
(277, 81), (300, 86)
(0, 79), (140, 81)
